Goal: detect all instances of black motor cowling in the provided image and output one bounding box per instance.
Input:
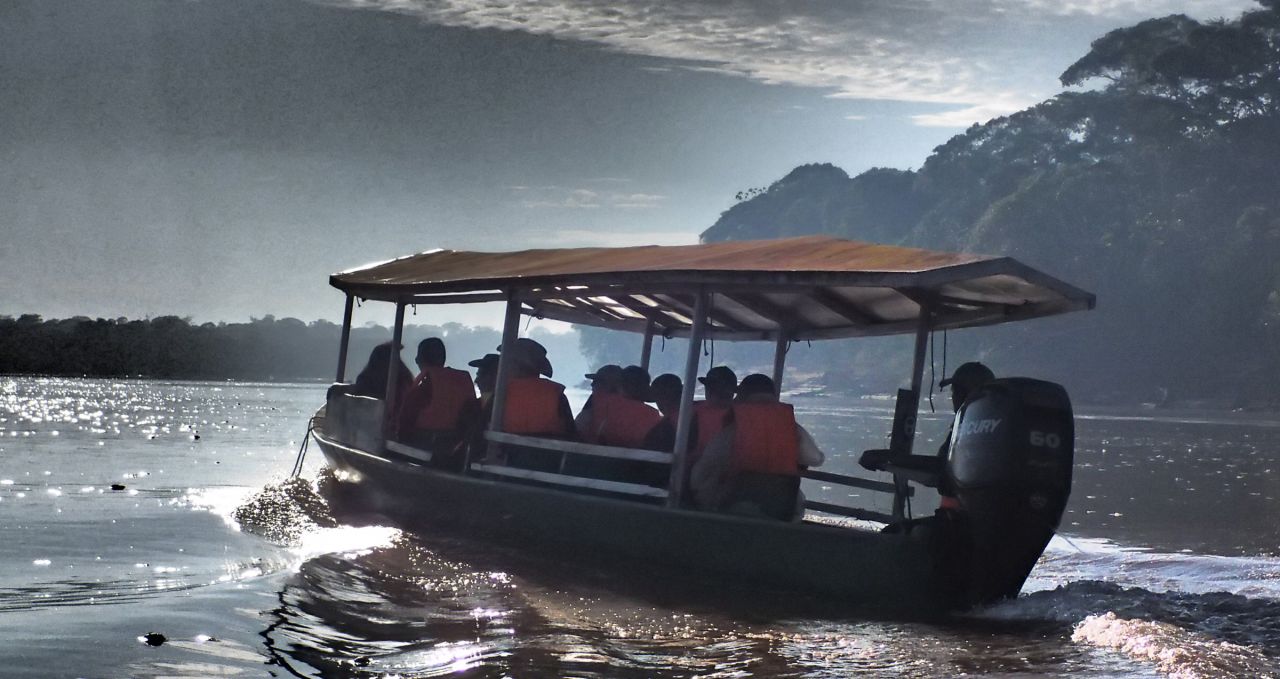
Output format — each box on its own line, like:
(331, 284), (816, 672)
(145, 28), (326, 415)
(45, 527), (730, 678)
(940, 377), (1074, 605)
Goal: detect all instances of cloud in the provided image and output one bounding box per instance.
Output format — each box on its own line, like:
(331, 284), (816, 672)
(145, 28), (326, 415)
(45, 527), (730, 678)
(521, 188), (601, 209)
(997, 0), (1252, 18)
(911, 94), (1038, 127)
(551, 229), (697, 247)
(610, 193), (665, 209)
(320, 0), (1258, 125)
(512, 185), (666, 210)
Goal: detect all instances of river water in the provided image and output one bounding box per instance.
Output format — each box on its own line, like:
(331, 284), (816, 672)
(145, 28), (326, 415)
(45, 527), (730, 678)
(0, 376), (1277, 677)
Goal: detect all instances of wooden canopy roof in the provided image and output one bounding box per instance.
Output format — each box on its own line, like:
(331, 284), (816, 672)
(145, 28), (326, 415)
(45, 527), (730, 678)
(330, 236), (1095, 341)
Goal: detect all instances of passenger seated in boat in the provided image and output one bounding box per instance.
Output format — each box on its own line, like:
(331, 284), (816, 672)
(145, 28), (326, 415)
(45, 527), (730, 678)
(690, 374), (825, 521)
(469, 353), (499, 408)
(565, 366), (663, 484)
(629, 373), (689, 487)
(573, 364), (622, 433)
(642, 373), (694, 452)
(458, 353), (498, 465)
(673, 365), (737, 501)
(493, 338), (576, 472)
(396, 338), (478, 470)
(860, 361), (993, 511)
(578, 365), (661, 448)
(692, 366), (737, 458)
(327, 341), (412, 409)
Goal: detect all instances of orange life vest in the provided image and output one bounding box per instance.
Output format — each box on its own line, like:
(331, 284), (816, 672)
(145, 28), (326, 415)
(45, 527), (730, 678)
(730, 402), (801, 476)
(502, 377), (568, 436)
(588, 393), (662, 448)
(413, 366), (477, 431)
(693, 401), (731, 454)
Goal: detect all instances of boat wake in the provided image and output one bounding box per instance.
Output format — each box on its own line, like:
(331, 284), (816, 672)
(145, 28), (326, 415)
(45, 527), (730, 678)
(975, 536), (1280, 677)
(231, 476), (340, 546)
(227, 472), (403, 568)
(1072, 611), (1277, 678)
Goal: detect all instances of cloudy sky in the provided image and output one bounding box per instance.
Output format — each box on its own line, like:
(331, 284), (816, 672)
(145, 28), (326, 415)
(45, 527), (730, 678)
(1, 0), (1256, 327)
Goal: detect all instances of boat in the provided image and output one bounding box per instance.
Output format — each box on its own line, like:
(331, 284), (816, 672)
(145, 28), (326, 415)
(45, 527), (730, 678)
(310, 235), (1095, 612)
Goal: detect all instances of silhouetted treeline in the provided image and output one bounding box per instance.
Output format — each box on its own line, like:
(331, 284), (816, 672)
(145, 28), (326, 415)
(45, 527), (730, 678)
(0, 314), (583, 383)
(584, 2), (1280, 406)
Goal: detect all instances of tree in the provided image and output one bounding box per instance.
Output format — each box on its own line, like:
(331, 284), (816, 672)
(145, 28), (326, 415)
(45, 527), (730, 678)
(688, 1), (1280, 404)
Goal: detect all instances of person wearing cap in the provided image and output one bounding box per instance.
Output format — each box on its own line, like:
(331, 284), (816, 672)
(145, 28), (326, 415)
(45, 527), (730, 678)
(691, 366), (737, 457)
(690, 373), (824, 520)
(933, 362), (995, 508)
(396, 338), (479, 469)
(565, 365), (663, 484)
(578, 365), (661, 449)
(859, 361), (994, 510)
(457, 353), (500, 466)
(491, 337), (576, 472)
(469, 353), (500, 408)
(939, 362), (994, 414)
(573, 364), (623, 433)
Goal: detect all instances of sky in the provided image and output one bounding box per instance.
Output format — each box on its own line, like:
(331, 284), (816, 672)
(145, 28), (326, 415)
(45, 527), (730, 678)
(1, 0), (1258, 329)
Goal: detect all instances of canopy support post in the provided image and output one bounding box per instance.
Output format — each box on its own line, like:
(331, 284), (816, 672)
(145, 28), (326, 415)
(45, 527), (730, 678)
(666, 289), (709, 508)
(335, 294), (354, 382)
(892, 303), (932, 522)
(639, 320), (656, 371)
(385, 300), (407, 437)
(488, 290), (523, 435)
(906, 305), (932, 449)
(771, 331), (788, 393)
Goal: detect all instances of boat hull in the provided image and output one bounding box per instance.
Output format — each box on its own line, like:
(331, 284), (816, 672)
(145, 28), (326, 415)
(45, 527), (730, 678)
(312, 429), (949, 612)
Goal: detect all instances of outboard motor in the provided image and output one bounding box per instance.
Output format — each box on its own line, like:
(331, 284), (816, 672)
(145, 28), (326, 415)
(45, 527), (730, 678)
(940, 378), (1074, 606)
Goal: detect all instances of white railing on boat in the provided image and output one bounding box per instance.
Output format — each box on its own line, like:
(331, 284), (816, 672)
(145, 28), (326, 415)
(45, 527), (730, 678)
(470, 463), (668, 498)
(479, 431), (670, 498)
(799, 469), (910, 525)
(801, 469), (903, 495)
(484, 431), (673, 464)
(479, 431), (907, 523)
(386, 440), (433, 463)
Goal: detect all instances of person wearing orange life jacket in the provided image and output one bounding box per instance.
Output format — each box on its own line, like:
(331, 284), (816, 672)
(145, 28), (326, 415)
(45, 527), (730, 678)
(490, 338), (576, 472)
(691, 365), (737, 456)
(397, 338), (476, 434)
(396, 337), (478, 470)
(673, 365), (736, 503)
(580, 366), (661, 448)
(690, 374), (824, 521)
(565, 365), (662, 483)
(573, 364), (622, 437)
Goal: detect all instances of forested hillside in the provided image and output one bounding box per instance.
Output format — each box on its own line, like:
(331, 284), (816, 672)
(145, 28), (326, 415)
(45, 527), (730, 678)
(599, 3), (1280, 406)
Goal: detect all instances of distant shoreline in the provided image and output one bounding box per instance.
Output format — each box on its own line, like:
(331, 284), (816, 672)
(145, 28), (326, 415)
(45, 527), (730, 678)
(5, 372), (1277, 416)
